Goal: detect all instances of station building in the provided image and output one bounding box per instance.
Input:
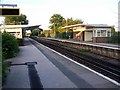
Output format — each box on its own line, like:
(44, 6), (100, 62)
(0, 24), (41, 39)
(62, 24), (112, 43)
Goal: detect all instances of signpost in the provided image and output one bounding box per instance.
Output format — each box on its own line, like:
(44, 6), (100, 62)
(0, 8), (20, 16)
(0, 4), (20, 16)
(0, 4), (17, 7)
(0, 4), (20, 32)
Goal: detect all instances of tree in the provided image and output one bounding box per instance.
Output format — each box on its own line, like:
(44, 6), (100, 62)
(49, 14), (65, 38)
(49, 14), (65, 30)
(73, 19), (83, 24)
(5, 14), (28, 25)
(30, 28), (43, 36)
(64, 17), (83, 26)
(111, 26), (115, 33)
(49, 14), (84, 38)
(66, 17), (74, 26)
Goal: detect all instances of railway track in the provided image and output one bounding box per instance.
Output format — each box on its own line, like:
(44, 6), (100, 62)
(32, 38), (120, 83)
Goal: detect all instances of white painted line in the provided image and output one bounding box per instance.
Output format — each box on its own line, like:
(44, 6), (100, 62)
(30, 38), (120, 86)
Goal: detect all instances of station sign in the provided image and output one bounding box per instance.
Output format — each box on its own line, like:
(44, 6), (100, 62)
(0, 8), (20, 16)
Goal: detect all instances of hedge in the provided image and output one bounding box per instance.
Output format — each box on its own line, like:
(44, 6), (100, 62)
(109, 32), (120, 44)
(2, 32), (19, 59)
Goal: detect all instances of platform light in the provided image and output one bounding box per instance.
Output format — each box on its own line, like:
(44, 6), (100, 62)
(0, 8), (20, 16)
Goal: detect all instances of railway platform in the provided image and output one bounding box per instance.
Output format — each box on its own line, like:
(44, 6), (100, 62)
(2, 38), (120, 89)
(41, 37), (120, 60)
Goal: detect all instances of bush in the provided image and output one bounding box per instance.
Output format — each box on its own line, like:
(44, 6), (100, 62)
(108, 32), (120, 44)
(58, 32), (66, 39)
(56, 31), (73, 39)
(2, 32), (19, 59)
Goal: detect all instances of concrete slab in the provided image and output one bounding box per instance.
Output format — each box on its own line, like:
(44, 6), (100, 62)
(3, 65), (30, 88)
(35, 53), (77, 88)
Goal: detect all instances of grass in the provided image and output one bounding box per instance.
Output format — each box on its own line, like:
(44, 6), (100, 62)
(77, 48), (90, 52)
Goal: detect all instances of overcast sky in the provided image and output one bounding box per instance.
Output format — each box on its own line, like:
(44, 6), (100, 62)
(0, 0), (119, 30)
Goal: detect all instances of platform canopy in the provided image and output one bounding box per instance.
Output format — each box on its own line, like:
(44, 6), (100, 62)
(0, 24), (41, 31)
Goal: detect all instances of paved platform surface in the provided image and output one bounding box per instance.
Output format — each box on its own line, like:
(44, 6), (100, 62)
(48, 38), (120, 49)
(2, 38), (120, 89)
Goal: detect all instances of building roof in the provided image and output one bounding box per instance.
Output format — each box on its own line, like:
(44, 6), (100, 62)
(62, 24), (112, 29)
(0, 24), (41, 30)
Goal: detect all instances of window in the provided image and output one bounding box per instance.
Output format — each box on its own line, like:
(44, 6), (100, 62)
(96, 30), (111, 37)
(101, 30), (106, 37)
(107, 30), (111, 37)
(97, 30), (101, 37)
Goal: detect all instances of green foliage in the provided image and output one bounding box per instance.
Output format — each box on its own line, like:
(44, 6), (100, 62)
(74, 19), (83, 24)
(57, 32), (66, 39)
(65, 17), (83, 26)
(109, 32), (120, 44)
(5, 14), (28, 25)
(47, 30), (51, 38)
(66, 30), (73, 39)
(49, 14), (83, 30)
(77, 48), (90, 52)
(49, 14), (83, 38)
(2, 32), (19, 84)
(2, 32), (19, 59)
(56, 27), (73, 39)
(49, 14), (65, 31)
(42, 30), (48, 37)
(111, 27), (115, 33)
(30, 29), (43, 36)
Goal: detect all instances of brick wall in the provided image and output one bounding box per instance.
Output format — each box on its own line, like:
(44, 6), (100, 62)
(93, 37), (109, 43)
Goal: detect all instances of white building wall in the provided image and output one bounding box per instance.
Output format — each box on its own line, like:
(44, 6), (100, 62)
(93, 28), (111, 37)
(84, 31), (92, 41)
(1, 28), (22, 39)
